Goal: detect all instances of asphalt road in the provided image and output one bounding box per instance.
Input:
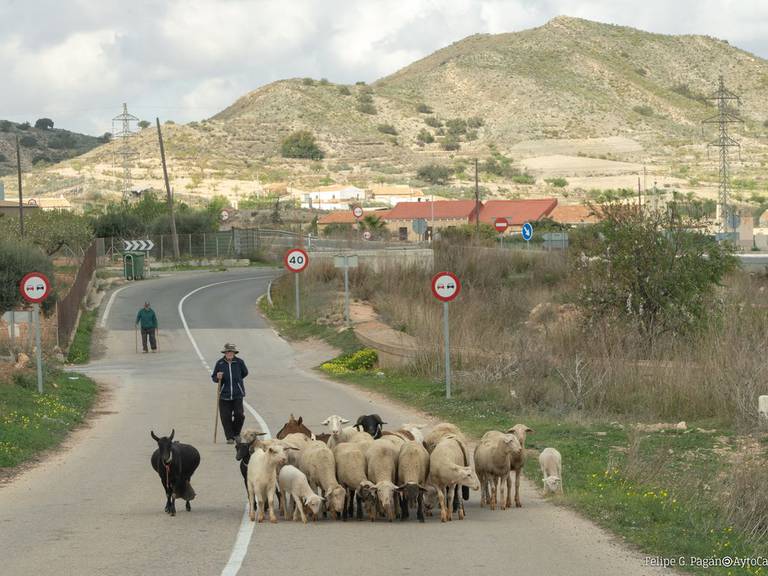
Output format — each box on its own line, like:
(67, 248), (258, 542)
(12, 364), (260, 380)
(0, 268), (673, 576)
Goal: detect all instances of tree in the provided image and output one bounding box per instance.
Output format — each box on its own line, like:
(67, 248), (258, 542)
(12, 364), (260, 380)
(0, 239), (55, 315)
(280, 131), (324, 160)
(0, 210), (93, 255)
(34, 118), (54, 130)
(0, 120), (12, 132)
(100, 132), (112, 143)
(270, 198), (283, 224)
(573, 203), (738, 337)
(416, 164), (453, 185)
(138, 120), (151, 129)
(359, 214), (386, 238)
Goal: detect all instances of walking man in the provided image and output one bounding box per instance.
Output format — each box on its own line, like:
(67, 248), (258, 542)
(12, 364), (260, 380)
(135, 301), (158, 353)
(212, 343), (248, 444)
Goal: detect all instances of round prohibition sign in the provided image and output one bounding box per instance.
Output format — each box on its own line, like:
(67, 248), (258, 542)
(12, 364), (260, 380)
(431, 271), (461, 302)
(19, 271), (52, 303)
(352, 205), (364, 220)
(494, 217), (509, 233)
(284, 248), (309, 273)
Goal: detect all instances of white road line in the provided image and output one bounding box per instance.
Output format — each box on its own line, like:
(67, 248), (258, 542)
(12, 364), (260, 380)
(100, 285), (131, 328)
(176, 274), (274, 576)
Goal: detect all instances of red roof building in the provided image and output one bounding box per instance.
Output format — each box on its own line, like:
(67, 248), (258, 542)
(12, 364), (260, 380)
(386, 200), (479, 221)
(478, 199), (558, 227)
(318, 209), (390, 227)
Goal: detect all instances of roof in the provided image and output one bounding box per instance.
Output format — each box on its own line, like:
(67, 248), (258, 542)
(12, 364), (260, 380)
(318, 209), (390, 225)
(370, 185), (423, 197)
(387, 200), (478, 220)
(478, 199), (558, 225)
(309, 184), (364, 193)
(550, 204), (599, 225)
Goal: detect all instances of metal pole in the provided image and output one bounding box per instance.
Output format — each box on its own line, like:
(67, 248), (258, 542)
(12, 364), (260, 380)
(344, 257), (350, 326)
(189, 233), (192, 256)
(203, 233), (207, 258)
(33, 303), (43, 394)
(443, 301), (451, 399)
(474, 158), (480, 237)
(10, 310), (15, 347)
(156, 118), (180, 259)
(16, 135), (24, 238)
(160, 235), (164, 261)
(294, 273), (300, 320)
(216, 235), (219, 259)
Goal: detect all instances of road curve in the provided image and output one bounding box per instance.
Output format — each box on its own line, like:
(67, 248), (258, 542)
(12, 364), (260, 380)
(0, 268), (673, 576)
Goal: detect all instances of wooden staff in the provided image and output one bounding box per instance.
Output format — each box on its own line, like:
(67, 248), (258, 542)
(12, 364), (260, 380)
(213, 374), (222, 443)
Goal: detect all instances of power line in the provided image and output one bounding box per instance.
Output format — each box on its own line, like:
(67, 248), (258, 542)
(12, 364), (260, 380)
(112, 103), (139, 201)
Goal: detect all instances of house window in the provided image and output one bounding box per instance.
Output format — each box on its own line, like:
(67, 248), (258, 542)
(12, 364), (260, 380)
(398, 227), (408, 241)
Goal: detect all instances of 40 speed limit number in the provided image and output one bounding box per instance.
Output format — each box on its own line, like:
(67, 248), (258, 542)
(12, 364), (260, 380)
(284, 248), (309, 273)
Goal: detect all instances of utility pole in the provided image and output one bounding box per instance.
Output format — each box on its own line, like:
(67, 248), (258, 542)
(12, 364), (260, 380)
(703, 75), (742, 234)
(15, 134), (24, 238)
(474, 158), (480, 236)
(156, 118), (180, 259)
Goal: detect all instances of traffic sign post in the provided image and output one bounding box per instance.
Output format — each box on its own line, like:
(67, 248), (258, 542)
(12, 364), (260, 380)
(334, 255), (359, 326)
(19, 272), (51, 394)
(522, 222), (533, 250)
(431, 272), (461, 399)
(352, 205), (364, 220)
(494, 217), (509, 250)
(284, 248), (309, 319)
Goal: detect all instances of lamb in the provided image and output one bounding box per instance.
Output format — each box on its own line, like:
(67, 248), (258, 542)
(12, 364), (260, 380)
(505, 423), (534, 508)
(400, 423), (427, 445)
(474, 431), (521, 510)
(427, 434), (480, 522)
(247, 444), (289, 523)
(366, 439), (400, 521)
(333, 442), (377, 521)
(277, 465), (324, 523)
(538, 447), (563, 495)
(299, 440), (346, 519)
(396, 440), (430, 522)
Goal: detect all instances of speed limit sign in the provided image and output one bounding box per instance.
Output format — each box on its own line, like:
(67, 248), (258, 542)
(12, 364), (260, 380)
(284, 248), (309, 273)
(352, 205), (364, 220)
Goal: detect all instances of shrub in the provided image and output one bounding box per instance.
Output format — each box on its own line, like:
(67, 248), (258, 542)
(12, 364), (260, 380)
(321, 348), (378, 374)
(416, 128), (434, 144)
(0, 153), (7, 162)
(512, 174), (535, 184)
(34, 118), (54, 130)
(17, 122), (30, 131)
(467, 116), (484, 128)
(280, 130), (324, 160)
(319, 78), (330, 85)
(440, 137), (460, 151)
(48, 132), (77, 149)
(0, 120), (12, 132)
(416, 164), (453, 185)
(424, 116), (442, 128)
(338, 86), (351, 96)
(417, 103), (433, 114)
(632, 105), (654, 117)
(138, 120), (151, 129)
(0, 239), (56, 314)
(302, 77), (315, 86)
(19, 135), (37, 147)
(356, 102), (377, 115)
(635, 67), (647, 76)
(377, 123), (397, 135)
(545, 177), (568, 188)
(446, 118), (467, 136)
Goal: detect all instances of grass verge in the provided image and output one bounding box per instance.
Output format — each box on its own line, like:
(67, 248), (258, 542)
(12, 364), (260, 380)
(0, 368), (98, 468)
(66, 309), (98, 364)
(262, 297), (765, 576)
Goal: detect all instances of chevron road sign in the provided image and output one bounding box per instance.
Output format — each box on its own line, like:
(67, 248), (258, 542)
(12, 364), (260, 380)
(122, 239), (155, 252)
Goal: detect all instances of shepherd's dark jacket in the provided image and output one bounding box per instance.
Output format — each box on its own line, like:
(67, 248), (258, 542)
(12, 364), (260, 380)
(211, 357), (248, 400)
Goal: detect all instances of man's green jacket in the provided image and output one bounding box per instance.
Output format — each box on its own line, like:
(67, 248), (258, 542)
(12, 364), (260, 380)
(136, 308), (158, 329)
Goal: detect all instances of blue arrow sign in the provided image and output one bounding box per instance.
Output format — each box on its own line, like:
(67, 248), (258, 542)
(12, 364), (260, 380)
(521, 222), (534, 241)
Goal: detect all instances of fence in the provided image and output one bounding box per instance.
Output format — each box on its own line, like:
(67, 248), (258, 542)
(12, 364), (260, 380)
(57, 241), (97, 348)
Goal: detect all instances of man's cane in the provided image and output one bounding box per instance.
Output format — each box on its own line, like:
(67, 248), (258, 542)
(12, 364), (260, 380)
(135, 324), (138, 354)
(213, 374), (222, 443)
(155, 327), (159, 351)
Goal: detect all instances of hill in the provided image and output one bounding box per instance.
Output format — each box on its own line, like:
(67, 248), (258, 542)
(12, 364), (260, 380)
(10, 16), (768, 208)
(0, 120), (106, 178)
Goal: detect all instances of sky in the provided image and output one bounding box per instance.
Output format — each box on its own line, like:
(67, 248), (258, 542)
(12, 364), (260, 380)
(2, 0), (768, 135)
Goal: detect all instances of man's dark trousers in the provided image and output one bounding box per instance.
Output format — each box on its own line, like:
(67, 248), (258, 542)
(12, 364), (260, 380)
(219, 398), (245, 440)
(141, 328), (157, 352)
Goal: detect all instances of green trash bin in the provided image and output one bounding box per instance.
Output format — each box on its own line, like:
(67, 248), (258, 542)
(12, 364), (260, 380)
(124, 252), (145, 280)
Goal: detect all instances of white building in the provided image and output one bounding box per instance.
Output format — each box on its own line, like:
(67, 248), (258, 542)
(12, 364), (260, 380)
(299, 184), (366, 210)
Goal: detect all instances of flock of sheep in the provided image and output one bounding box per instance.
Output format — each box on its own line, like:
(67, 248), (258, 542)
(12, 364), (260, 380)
(237, 413), (564, 524)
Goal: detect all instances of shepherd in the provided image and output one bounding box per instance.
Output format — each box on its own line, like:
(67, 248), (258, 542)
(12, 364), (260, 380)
(136, 301), (158, 353)
(212, 343), (249, 444)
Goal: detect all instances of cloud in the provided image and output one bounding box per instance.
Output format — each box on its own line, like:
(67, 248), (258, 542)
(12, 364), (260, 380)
(2, 0), (768, 134)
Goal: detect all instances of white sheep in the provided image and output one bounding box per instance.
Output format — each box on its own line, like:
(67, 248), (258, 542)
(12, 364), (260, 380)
(424, 422), (466, 453)
(474, 431), (521, 510)
(277, 464), (324, 523)
(333, 442), (376, 521)
(366, 439), (400, 521)
(299, 440), (346, 519)
(397, 440), (430, 522)
(246, 444), (289, 523)
(538, 447), (563, 495)
(400, 423), (427, 445)
(280, 432), (311, 467)
(427, 434), (480, 522)
(505, 423), (533, 508)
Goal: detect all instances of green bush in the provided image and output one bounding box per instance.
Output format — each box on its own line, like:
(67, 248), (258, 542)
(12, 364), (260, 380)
(417, 164), (453, 185)
(633, 105), (654, 117)
(377, 123), (397, 135)
(19, 135), (37, 147)
(280, 130), (324, 160)
(319, 78), (330, 85)
(416, 103), (433, 114)
(356, 102), (377, 115)
(0, 120), (12, 132)
(338, 86), (351, 96)
(416, 128), (434, 144)
(512, 174), (535, 185)
(467, 116), (484, 128)
(321, 348), (378, 374)
(0, 239), (56, 315)
(545, 177), (568, 187)
(67, 309), (97, 364)
(446, 118), (467, 136)
(302, 77), (315, 86)
(440, 137), (460, 151)
(424, 116), (442, 128)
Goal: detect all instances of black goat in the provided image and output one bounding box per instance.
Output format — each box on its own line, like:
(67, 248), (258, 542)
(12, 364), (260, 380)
(353, 414), (387, 439)
(150, 430), (200, 516)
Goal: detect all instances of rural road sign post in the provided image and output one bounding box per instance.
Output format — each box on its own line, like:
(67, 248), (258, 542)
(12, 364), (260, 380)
(334, 254), (359, 326)
(431, 271), (461, 399)
(494, 217), (509, 249)
(19, 271), (51, 393)
(284, 248), (309, 319)
(522, 221), (533, 249)
(122, 239), (155, 252)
